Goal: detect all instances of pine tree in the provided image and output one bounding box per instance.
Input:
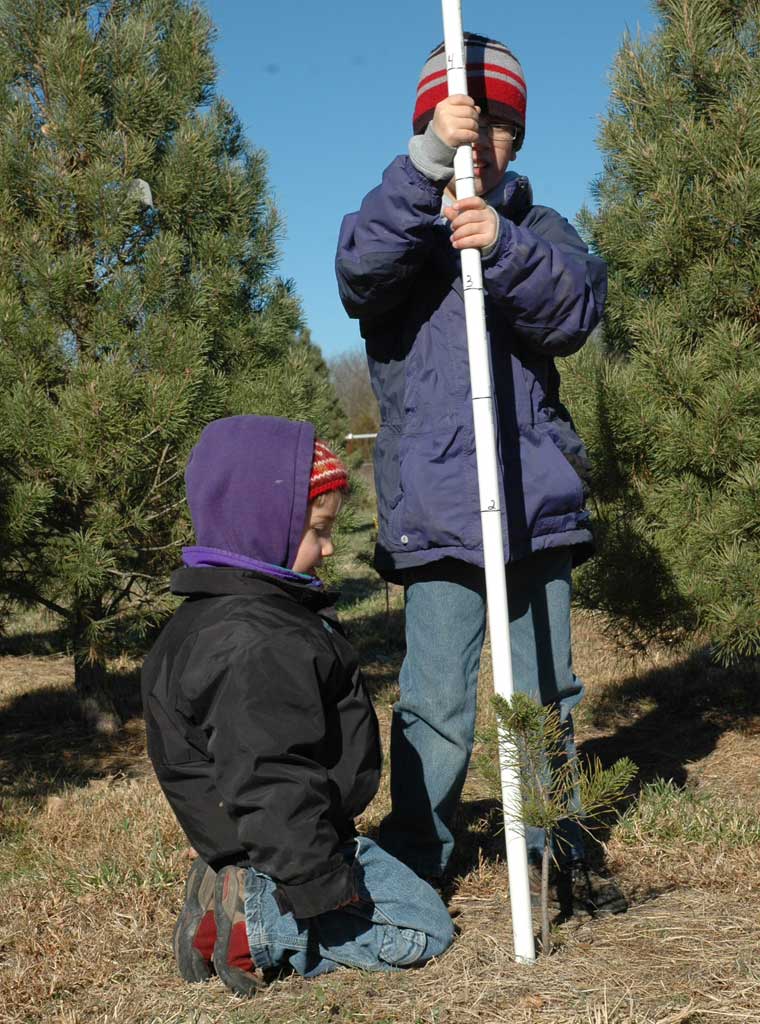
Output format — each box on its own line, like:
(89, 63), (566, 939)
(564, 0), (760, 662)
(0, 0), (341, 729)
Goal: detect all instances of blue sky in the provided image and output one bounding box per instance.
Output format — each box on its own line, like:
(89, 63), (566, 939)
(205, 1), (657, 359)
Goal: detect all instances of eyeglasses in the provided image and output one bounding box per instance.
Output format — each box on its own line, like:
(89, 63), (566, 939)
(478, 121), (519, 143)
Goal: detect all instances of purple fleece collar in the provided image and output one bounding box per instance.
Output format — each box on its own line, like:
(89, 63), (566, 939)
(182, 546), (323, 589)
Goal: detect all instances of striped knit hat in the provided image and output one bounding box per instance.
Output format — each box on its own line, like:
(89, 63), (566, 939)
(413, 33), (527, 150)
(309, 440), (349, 502)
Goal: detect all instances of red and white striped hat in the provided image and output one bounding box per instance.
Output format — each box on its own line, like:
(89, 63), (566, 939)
(309, 440), (349, 502)
(413, 32), (527, 150)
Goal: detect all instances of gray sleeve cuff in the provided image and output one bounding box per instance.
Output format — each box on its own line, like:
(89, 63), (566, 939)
(481, 207), (502, 260)
(408, 123), (456, 185)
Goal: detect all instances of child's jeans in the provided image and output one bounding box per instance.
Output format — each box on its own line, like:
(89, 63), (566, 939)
(244, 836), (455, 977)
(379, 548), (586, 877)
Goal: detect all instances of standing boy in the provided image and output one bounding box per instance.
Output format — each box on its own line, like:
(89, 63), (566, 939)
(335, 34), (625, 913)
(142, 415), (454, 997)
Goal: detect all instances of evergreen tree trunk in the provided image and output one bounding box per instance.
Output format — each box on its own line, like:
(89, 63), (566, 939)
(72, 603), (120, 734)
(541, 837), (551, 955)
(73, 649), (119, 735)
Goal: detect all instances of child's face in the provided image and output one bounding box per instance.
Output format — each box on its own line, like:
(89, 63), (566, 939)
(291, 490), (343, 575)
(471, 118), (516, 195)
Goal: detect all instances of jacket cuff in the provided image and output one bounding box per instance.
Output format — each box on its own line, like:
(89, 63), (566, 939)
(482, 213), (511, 265)
(480, 207), (502, 260)
(273, 860), (356, 919)
(408, 123), (456, 185)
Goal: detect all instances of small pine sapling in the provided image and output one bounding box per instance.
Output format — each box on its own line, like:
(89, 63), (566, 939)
(489, 692), (636, 954)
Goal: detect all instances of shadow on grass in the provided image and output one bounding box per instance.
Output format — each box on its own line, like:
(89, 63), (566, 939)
(449, 798), (505, 877)
(336, 572), (387, 609)
(340, 604), (406, 697)
(0, 622), (69, 657)
(579, 649), (760, 789)
(569, 652), (758, 879)
(0, 667), (146, 814)
(456, 650), (760, 880)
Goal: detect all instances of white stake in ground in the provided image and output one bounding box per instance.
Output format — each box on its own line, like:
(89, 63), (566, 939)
(440, 0), (536, 964)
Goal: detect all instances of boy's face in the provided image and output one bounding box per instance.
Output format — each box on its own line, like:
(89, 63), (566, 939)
(469, 117), (516, 196)
(291, 490), (343, 575)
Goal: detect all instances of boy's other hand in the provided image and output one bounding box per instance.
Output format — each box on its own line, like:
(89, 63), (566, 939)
(444, 197), (499, 251)
(433, 94), (480, 148)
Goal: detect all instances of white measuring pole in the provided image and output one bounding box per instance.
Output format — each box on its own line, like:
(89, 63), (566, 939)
(440, 0), (536, 965)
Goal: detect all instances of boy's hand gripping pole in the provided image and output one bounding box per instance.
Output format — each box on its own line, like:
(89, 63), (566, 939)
(440, 0), (536, 965)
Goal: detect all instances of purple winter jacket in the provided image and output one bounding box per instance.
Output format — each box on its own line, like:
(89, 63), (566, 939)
(335, 157), (606, 580)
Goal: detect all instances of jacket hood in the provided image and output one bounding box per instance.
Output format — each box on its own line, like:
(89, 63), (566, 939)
(185, 415), (315, 569)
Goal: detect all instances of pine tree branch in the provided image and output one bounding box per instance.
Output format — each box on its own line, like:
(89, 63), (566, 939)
(103, 573), (139, 619)
(143, 497), (186, 523)
(104, 569), (156, 582)
(134, 541), (184, 553)
(132, 446), (182, 516)
(30, 62), (51, 126)
(2, 579), (68, 620)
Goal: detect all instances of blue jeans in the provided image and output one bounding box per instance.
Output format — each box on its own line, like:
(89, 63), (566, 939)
(379, 548), (585, 876)
(243, 837), (455, 977)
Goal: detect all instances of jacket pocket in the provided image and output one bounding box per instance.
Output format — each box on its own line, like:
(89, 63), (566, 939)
(391, 424), (480, 552)
(513, 423), (585, 537)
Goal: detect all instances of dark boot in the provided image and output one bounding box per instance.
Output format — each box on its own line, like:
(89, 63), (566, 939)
(173, 857), (217, 983)
(213, 865), (263, 998)
(557, 861), (628, 918)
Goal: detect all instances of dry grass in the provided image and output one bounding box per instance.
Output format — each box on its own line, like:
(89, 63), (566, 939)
(1, 511), (759, 1024)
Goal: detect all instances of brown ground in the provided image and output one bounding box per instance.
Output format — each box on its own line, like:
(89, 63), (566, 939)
(1, 538), (759, 1024)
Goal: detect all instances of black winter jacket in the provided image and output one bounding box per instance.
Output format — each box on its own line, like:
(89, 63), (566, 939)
(141, 567), (381, 918)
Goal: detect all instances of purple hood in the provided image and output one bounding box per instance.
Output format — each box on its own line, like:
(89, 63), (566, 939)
(183, 416), (315, 572)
